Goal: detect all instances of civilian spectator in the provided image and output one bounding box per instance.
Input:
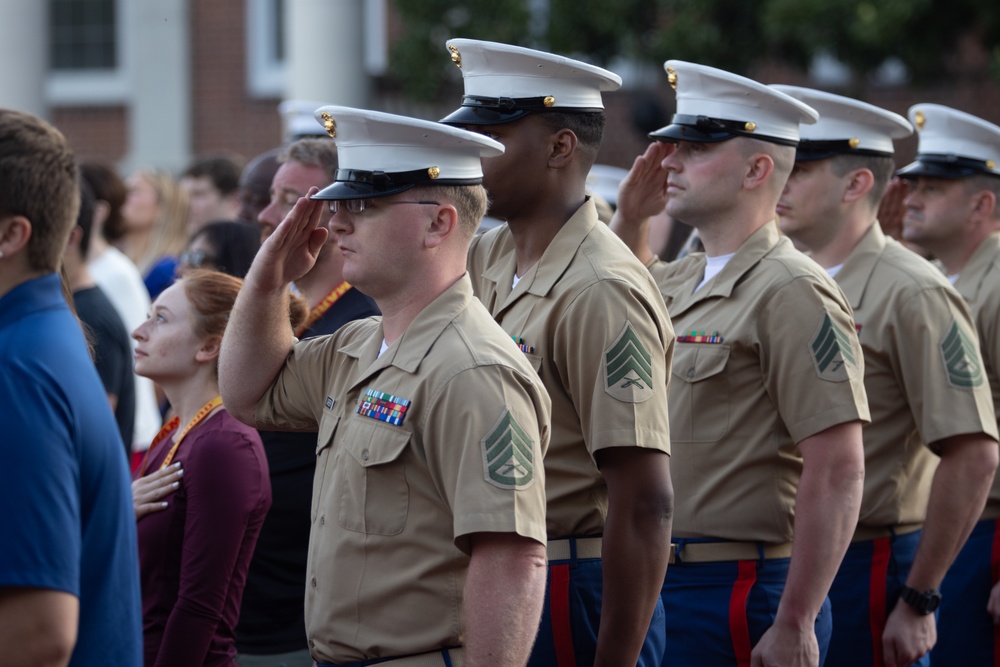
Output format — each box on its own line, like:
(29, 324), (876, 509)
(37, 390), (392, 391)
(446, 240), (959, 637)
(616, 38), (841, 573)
(120, 168), (189, 299)
(0, 107), (142, 666)
(64, 178), (135, 453)
(237, 149), (281, 224)
(181, 154), (245, 233)
(180, 219), (261, 279)
(81, 161), (163, 464)
(130, 269), (298, 665)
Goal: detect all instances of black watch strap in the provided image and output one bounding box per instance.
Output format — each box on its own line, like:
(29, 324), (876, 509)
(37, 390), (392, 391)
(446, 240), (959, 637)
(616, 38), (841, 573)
(900, 585), (942, 615)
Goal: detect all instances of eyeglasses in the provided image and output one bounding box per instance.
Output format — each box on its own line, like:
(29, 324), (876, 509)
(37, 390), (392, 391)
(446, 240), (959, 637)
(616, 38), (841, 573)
(179, 249), (215, 268)
(328, 199), (440, 215)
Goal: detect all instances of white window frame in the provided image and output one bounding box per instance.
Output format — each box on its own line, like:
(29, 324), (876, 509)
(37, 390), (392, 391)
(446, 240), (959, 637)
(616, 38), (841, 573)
(45, 0), (132, 105)
(246, 0), (286, 98)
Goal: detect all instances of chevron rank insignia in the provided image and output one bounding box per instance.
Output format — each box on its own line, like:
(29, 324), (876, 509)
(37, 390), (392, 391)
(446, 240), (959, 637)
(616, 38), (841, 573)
(940, 319), (984, 388)
(481, 408), (535, 490)
(604, 321), (655, 403)
(809, 312), (858, 381)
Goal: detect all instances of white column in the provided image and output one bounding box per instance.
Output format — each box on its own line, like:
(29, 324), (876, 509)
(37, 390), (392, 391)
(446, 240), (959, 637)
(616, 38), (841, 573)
(0, 0), (47, 116)
(125, 0), (191, 172)
(286, 0), (369, 108)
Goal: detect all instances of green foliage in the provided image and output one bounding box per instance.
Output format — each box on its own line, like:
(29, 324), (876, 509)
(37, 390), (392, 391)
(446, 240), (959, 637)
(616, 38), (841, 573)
(388, 0), (1000, 102)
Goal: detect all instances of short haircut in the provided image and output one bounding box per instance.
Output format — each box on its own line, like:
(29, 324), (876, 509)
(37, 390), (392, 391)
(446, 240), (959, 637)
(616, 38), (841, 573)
(182, 154), (245, 196)
(0, 109), (80, 272)
(80, 161), (127, 243)
(412, 184), (489, 239)
(75, 178), (97, 258)
(829, 154), (896, 209)
(964, 174), (1000, 218)
(280, 138), (339, 182)
(742, 138), (795, 194)
(535, 111), (606, 168)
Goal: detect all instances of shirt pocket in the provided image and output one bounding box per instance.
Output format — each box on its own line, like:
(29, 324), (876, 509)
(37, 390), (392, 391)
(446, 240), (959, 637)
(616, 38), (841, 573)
(335, 417), (411, 536)
(671, 343), (731, 442)
(312, 414), (340, 522)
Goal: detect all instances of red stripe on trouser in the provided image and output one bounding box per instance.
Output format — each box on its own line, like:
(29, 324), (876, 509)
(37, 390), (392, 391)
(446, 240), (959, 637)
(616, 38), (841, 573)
(991, 520), (1000, 667)
(550, 563), (578, 667)
(868, 537), (891, 667)
(729, 560), (757, 667)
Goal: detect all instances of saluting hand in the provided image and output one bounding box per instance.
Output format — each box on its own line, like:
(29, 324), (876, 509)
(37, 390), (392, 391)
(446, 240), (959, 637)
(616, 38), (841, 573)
(614, 141), (674, 225)
(250, 186), (329, 292)
(132, 462), (183, 519)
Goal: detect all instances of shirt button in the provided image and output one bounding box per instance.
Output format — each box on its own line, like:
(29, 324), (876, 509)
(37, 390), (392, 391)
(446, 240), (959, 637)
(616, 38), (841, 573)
(361, 449), (369, 461)
(686, 368), (696, 378)
(311, 577), (317, 588)
(320, 515), (325, 525)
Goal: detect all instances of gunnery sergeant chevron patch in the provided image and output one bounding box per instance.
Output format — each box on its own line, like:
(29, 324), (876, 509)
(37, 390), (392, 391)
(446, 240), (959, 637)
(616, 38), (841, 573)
(481, 408), (535, 490)
(604, 321), (655, 403)
(940, 320), (984, 388)
(809, 312), (858, 382)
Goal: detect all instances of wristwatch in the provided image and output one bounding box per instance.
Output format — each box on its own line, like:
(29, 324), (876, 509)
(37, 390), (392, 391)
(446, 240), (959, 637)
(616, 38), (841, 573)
(900, 586), (942, 615)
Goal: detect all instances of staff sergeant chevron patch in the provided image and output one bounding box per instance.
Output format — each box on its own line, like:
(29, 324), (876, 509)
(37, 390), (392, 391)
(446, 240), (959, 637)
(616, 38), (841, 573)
(604, 321), (655, 403)
(940, 319), (984, 388)
(809, 312), (857, 382)
(481, 408), (535, 490)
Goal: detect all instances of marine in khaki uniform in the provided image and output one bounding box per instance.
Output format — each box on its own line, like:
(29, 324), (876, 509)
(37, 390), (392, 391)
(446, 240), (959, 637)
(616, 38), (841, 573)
(220, 108), (550, 667)
(440, 39), (674, 667)
(894, 104), (1000, 666)
(611, 62), (869, 666)
(773, 86), (998, 667)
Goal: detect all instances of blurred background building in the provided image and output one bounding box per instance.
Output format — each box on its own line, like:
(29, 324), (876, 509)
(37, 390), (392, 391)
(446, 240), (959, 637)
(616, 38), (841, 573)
(1, 0), (998, 173)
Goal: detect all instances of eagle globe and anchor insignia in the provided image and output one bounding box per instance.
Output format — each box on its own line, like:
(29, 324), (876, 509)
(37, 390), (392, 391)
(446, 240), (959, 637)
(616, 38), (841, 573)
(604, 321), (655, 402)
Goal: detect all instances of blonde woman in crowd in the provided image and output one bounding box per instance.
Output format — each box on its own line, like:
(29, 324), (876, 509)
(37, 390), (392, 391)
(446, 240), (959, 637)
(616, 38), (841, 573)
(119, 168), (190, 299)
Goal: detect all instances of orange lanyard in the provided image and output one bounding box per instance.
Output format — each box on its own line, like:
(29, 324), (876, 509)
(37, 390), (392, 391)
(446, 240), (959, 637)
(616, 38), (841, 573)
(295, 281), (351, 337)
(138, 396), (223, 476)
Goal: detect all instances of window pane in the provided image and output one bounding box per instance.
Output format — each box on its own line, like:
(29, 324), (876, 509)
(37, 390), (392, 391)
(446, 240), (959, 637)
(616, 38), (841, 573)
(50, 0), (117, 70)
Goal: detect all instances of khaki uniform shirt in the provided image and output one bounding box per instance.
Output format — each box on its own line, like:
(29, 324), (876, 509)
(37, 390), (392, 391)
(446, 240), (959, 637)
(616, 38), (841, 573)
(468, 199), (673, 538)
(255, 276), (550, 663)
(953, 231), (1000, 518)
(651, 221), (869, 542)
(836, 224), (996, 528)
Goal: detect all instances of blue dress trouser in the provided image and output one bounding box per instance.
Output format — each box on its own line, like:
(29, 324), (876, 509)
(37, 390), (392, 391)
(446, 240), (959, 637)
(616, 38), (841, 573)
(661, 540), (832, 667)
(931, 517), (999, 666)
(529, 543), (666, 667)
(826, 529), (927, 667)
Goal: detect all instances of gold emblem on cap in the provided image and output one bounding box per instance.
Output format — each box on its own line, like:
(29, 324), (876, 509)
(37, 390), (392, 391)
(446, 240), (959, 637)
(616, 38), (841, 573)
(744, 121), (756, 132)
(988, 160), (997, 171)
(544, 96), (555, 108)
(321, 112), (336, 138)
(428, 166), (440, 179)
(449, 44), (461, 68)
(667, 66), (678, 90)
(914, 110), (925, 131)
(848, 137), (860, 149)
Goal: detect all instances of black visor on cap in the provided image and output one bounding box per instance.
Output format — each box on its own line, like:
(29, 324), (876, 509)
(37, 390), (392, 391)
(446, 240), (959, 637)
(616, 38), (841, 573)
(440, 95), (603, 126)
(649, 114), (798, 147)
(311, 168), (484, 201)
(897, 154), (999, 180)
(795, 140), (893, 162)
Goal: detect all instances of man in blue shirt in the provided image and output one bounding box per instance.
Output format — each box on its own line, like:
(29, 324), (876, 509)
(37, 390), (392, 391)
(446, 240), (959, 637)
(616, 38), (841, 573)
(0, 108), (142, 666)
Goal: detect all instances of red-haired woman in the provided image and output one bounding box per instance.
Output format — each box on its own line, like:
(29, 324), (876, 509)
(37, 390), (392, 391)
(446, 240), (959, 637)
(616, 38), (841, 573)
(129, 270), (301, 666)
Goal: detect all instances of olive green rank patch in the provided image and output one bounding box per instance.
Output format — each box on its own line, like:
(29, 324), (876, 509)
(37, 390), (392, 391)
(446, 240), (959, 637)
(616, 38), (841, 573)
(481, 408), (535, 490)
(809, 312), (857, 381)
(940, 320), (984, 388)
(604, 321), (655, 403)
